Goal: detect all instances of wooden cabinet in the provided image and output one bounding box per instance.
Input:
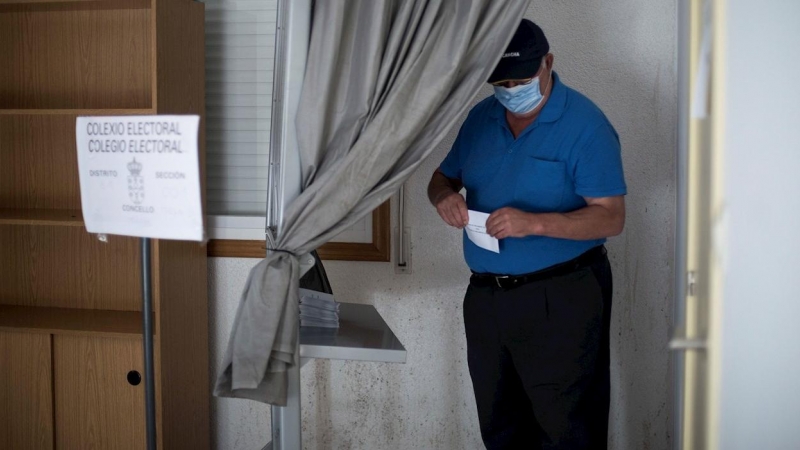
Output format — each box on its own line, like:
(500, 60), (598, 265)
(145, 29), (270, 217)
(0, 331), (53, 450)
(0, 0), (209, 448)
(54, 336), (145, 450)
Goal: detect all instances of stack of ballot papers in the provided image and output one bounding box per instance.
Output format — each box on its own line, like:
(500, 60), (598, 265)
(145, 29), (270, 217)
(299, 288), (340, 328)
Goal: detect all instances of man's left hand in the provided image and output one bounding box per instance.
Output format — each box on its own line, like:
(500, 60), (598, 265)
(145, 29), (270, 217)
(486, 207), (538, 239)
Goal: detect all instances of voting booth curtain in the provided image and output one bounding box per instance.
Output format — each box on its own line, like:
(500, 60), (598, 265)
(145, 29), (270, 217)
(215, 0), (530, 405)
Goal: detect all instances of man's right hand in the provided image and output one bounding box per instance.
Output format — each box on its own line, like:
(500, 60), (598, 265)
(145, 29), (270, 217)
(428, 169), (469, 229)
(434, 192), (469, 229)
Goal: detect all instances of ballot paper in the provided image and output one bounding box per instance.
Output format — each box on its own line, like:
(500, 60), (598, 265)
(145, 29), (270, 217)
(299, 317), (339, 329)
(299, 288), (340, 328)
(466, 210), (500, 253)
(300, 296), (340, 312)
(299, 289), (336, 306)
(300, 308), (338, 320)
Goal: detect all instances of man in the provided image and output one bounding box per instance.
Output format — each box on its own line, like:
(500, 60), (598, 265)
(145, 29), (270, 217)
(428, 20), (626, 449)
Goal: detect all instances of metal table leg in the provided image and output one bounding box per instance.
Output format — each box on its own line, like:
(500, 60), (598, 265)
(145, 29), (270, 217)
(268, 355), (303, 449)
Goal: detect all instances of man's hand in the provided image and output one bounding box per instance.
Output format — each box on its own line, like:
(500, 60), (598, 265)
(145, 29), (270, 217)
(435, 192), (469, 229)
(486, 207), (536, 239)
(428, 169), (469, 229)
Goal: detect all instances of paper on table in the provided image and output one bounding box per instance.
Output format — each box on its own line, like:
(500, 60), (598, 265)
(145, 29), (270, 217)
(299, 288), (340, 328)
(300, 297), (340, 312)
(466, 210), (500, 253)
(299, 288), (337, 304)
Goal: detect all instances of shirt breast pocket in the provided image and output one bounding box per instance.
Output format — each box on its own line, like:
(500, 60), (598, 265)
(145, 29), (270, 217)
(514, 157), (568, 211)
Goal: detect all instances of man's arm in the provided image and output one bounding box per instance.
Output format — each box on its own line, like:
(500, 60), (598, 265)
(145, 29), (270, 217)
(485, 196), (626, 240)
(428, 168), (469, 228)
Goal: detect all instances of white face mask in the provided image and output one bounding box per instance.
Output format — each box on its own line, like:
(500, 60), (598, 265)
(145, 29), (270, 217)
(492, 62), (550, 115)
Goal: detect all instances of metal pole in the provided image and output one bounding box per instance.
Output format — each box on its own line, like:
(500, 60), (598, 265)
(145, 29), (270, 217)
(673, 1), (691, 448)
(398, 185), (405, 267)
(270, 339), (301, 450)
(141, 237), (157, 450)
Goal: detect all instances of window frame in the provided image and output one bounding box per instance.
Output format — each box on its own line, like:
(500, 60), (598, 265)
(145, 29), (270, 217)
(203, 0), (391, 262)
(207, 201), (390, 261)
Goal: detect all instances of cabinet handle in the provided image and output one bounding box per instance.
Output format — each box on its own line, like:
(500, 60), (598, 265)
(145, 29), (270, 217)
(127, 370), (142, 386)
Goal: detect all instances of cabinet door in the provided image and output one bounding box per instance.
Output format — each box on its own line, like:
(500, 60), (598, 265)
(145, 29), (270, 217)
(54, 335), (145, 450)
(0, 331), (54, 450)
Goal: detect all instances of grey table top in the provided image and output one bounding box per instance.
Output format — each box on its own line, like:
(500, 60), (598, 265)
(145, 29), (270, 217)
(299, 302), (406, 363)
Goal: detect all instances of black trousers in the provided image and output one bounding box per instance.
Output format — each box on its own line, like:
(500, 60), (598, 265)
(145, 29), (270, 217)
(463, 247), (613, 449)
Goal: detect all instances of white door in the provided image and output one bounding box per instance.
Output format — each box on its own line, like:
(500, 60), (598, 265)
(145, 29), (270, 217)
(674, 1), (800, 449)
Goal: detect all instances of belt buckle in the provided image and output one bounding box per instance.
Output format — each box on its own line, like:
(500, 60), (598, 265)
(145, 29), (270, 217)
(495, 275), (509, 288)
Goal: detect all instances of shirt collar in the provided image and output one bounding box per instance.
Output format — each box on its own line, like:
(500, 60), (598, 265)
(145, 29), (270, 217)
(537, 71), (567, 123)
(488, 71), (567, 124)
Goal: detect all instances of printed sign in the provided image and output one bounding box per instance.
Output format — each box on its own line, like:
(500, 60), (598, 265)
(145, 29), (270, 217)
(75, 115), (204, 241)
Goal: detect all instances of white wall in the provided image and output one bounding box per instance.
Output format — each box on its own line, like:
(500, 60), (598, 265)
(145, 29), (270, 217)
(718, 2), (800, 449)
(208, 1), (677, 448)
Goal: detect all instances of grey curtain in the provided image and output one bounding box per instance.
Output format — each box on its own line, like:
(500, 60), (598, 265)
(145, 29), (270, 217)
(215, 0), (529, 405)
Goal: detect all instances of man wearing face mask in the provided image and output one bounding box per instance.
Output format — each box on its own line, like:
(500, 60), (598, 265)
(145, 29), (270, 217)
(427, 20), (626, 450)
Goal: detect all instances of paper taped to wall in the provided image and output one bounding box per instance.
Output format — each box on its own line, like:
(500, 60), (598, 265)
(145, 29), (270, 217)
(75, 115), (204, 241)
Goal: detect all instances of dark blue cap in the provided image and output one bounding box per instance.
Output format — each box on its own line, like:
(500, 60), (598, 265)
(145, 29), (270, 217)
(488, 19), (550, 84)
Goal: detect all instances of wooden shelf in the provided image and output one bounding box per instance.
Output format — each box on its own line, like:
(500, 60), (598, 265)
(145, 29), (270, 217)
(0, 305), (146, 338)
(0, 0), (151, 12)
(0, 208), (84, 226)
(0, 108), (154, 116)
(0, 0), (210, 446)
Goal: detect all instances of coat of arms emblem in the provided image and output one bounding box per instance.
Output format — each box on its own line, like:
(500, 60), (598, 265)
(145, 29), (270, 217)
(127, 158), (145, 205)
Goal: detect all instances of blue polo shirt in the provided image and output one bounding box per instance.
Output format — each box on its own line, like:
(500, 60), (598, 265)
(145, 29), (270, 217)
(439, 72), (627, 275)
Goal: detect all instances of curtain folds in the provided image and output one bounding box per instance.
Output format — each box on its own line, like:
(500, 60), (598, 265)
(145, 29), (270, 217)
(215, 0), (529, 405)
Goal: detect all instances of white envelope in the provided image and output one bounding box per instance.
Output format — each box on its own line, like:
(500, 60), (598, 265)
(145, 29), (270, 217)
(466, 210), (500, 253)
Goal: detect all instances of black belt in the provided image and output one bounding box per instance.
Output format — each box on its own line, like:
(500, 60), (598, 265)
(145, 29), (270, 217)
(470, 245), (607, 290)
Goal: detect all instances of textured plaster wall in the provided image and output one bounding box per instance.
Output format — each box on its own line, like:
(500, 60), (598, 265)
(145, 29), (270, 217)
(208, 1), (677, 448)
